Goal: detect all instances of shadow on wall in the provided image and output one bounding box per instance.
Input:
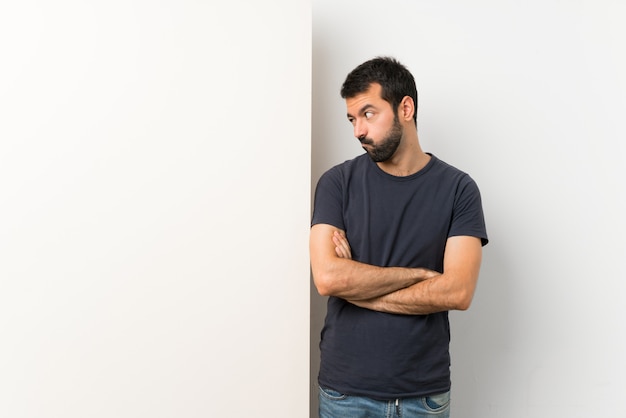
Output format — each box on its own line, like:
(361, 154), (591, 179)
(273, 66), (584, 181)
(309, 41), (333, 418)
(309, 281), (326, 417)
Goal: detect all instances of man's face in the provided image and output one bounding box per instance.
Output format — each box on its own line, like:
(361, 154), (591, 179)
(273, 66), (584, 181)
(345, 83), (403, 163)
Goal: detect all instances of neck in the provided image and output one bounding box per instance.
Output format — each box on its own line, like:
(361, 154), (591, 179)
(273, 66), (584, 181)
(377, 132), (430, 177)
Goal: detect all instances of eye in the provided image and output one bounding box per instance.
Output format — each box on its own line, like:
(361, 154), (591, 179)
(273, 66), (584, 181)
(364, 111), (374, 119)
(347, 117), (355, 125)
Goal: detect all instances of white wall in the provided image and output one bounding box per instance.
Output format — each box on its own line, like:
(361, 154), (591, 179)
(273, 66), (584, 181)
(312, 0), (626, 416)
(0, 1), (311, 417)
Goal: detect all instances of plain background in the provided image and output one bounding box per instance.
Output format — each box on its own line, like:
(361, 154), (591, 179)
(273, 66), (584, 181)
(311, 0), (626, 416)
(2, 1), (625, 417)
(0, 1), (310, 417)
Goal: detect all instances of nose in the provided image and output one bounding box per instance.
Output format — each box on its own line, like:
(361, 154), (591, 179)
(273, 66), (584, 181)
(354, 119), (367, 140)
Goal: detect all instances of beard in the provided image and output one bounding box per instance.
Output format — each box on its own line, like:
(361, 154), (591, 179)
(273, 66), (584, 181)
(359, 116), (403, 163)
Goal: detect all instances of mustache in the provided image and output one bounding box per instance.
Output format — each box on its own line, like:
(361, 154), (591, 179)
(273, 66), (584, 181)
(358, 136), (374, 146)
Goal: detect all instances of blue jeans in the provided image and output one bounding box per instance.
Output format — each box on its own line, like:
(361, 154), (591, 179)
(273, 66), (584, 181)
(319, 386), (450, 418)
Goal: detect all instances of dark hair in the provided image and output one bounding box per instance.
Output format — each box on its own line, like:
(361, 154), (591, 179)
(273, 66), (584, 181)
(340, 56), (418, 124)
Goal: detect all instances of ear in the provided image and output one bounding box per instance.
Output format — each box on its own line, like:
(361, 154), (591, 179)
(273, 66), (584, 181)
(398, 96), (415, 122)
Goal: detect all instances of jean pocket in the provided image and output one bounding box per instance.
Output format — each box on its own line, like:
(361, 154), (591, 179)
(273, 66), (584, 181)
(423, 391), (450, 411)
(318, 385), (348, 401)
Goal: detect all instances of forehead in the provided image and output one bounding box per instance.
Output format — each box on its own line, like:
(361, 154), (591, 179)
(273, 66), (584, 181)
(345, 83), (388, 113)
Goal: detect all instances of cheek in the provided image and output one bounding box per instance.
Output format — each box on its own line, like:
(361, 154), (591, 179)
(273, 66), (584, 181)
(374, 121), (393, 139)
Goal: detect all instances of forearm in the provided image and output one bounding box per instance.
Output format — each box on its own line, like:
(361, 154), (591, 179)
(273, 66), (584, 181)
(310, 224), (437, 300)
(349, 270), (476, 315)
(312, 226), (482, 314)
(313, 257), (436, 300)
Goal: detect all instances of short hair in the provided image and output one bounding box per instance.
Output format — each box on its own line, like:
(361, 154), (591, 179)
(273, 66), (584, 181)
(340, 56), (418, 124)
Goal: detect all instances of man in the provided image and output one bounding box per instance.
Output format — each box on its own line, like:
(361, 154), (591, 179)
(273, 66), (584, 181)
(310, 57), (488, 418)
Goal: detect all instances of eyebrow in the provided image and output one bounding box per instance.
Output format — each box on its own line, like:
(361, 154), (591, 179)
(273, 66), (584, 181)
(347, 104), (375, 119)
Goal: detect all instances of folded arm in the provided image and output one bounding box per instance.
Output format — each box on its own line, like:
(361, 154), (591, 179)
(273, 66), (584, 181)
(345, 235), (483, 314)
(309, 223), (436, 300)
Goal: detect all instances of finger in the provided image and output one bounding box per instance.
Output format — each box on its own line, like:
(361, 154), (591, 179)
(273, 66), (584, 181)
(333, 232), (352, 259)
(335, 245), (347, 258)
(333, 235), (349, 258)
(336, 232), (352, 258)
(337, 233), (352, 258)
